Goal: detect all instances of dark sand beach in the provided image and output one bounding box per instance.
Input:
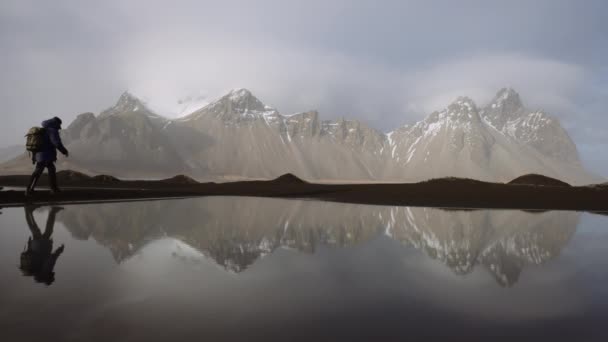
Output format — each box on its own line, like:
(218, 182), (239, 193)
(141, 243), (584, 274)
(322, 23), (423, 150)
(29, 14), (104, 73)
(1, 171), (606, 212)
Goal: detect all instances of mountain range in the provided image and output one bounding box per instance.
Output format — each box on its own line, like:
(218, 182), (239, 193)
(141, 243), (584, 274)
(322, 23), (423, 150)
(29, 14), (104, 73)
(57, 197), (579, 287)
(0, 88), (597, 184)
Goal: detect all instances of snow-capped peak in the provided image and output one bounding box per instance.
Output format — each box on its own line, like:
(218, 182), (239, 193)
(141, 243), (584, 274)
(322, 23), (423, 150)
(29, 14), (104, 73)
(228, 88), (253, 101)
(118, 91), (138, 103)
(451, 96), (477, 111)
(488, 87), (523, 111)
(116, 91), (144, 109)
(180, 88), (280, 124)
(496, 87), (519, 99)
(214, 88), (267, 111)
(481, 87), (526, 130)
(99, 91), (158, 118)
(431, 96), (480, 122)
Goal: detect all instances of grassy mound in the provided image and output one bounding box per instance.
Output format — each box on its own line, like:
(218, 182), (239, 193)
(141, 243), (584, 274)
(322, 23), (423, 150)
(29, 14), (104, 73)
(419, 177), (493, 186)
(161, 175), (199, 184)
(508, 174), (570, 187)
(92, 174), (121, 183)
(56, 170), (91, 182)
(272, 173), (307, 184)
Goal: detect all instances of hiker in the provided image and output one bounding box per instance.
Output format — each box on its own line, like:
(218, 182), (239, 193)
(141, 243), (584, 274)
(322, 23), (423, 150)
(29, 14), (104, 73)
(20, 206), (65, 285)
(25, 117), (69, 196)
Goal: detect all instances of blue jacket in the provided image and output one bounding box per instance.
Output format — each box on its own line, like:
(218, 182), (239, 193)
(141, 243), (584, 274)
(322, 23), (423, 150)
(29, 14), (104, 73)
(34, 118), (68, 163)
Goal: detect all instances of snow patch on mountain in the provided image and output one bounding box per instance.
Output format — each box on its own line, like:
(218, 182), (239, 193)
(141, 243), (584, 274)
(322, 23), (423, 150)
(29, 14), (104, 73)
(6, 86), (595, 184)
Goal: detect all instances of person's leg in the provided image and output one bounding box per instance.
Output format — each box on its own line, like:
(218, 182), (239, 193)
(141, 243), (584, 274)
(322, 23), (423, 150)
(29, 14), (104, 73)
(43, 207), (63, 239)
(24, 206), (42, 239)
(25, 162), (45, 195)
(47, 162), (59, 193)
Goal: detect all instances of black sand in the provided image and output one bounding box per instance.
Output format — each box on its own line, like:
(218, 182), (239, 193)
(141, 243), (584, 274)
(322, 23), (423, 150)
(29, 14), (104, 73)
(1, 171), (607, 212)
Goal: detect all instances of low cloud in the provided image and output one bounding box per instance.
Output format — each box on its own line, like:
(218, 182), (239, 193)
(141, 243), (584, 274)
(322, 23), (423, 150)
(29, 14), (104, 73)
(403, 54), (586, 116)
(1, 0), (607, 175)
(124, 34), (588, 131)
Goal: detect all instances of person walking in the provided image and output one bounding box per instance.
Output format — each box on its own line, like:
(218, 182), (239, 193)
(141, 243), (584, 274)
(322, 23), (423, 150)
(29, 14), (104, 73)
(25, 117), (69, 196)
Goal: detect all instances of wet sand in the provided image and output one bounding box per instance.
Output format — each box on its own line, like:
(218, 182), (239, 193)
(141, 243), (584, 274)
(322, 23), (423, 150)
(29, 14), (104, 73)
(0, 173), (607, 212)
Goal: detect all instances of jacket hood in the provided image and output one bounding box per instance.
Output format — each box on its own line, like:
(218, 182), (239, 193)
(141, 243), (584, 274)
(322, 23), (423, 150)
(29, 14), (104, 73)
(41, 117), (62, 130)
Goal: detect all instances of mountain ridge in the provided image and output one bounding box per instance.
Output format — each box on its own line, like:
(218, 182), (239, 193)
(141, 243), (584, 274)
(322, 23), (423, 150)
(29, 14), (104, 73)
(0, 87), (598, 184)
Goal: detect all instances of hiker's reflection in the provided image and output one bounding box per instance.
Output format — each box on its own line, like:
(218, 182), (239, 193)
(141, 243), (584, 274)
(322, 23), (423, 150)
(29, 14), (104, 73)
(20, 206), (65, 285)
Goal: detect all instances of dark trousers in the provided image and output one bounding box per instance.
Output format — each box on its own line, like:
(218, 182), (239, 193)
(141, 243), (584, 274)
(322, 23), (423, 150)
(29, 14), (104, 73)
(25, 205), (56, 240)
(27, 161), (58, 191)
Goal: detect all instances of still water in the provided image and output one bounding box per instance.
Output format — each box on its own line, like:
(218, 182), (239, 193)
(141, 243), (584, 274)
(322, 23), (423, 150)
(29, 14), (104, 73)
(0, 197), (607, 341)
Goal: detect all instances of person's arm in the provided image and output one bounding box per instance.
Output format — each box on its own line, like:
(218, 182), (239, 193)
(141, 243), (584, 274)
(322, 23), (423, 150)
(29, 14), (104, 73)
(48, 129), (69, 156)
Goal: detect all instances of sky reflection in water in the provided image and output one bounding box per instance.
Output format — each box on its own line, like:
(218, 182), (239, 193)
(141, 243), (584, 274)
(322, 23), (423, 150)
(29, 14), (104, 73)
(0, 197), (607, 341)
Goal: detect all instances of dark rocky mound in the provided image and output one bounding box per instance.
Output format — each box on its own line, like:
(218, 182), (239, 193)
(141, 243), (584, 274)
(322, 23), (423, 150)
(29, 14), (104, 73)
(92, 174), (121, 183)
(56, 170), (91, 182)
(420, 177), (492, 186)
(508, 174), (570, 187)
(271, 173), (307, 184)
(161, 175), (199, 184)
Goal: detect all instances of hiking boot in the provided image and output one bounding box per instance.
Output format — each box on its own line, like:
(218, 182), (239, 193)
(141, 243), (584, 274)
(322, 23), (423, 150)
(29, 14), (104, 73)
(25, 187), (38, 196)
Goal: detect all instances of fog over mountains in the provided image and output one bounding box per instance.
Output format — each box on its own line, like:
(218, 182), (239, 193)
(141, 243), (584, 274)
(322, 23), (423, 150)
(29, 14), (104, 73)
(0, 145), (22, 164)
(0, 88), (596, 184)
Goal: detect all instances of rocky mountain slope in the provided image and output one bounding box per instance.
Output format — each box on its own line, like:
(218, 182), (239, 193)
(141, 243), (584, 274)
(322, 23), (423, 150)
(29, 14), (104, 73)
(0, 88), (596, 184)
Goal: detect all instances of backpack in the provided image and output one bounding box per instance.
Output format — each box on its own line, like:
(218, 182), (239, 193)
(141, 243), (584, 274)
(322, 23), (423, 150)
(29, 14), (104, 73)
(25, 127), (47, 152)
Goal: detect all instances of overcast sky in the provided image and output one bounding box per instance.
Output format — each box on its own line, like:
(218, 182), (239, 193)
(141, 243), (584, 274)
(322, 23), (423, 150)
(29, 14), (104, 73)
(1, 0), (607, 175)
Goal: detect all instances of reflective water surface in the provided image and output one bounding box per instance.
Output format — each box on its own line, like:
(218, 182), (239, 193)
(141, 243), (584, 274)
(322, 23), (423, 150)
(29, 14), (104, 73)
(0, 197), (607, 341)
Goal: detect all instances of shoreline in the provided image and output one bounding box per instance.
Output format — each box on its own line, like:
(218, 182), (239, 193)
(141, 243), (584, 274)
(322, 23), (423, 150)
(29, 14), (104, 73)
(1, 173), (607, 212)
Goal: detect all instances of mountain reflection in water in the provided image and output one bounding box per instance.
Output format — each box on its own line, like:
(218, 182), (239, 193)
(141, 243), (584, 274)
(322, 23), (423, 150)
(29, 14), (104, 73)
(57, 197), (578, 287)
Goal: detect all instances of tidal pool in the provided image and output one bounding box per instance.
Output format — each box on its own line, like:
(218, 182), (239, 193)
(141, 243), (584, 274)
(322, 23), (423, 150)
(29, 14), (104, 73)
(0, 197), (606, 341)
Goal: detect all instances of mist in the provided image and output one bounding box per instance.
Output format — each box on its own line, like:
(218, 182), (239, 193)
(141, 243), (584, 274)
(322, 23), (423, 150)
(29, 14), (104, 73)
(1, 0), (607, 175)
